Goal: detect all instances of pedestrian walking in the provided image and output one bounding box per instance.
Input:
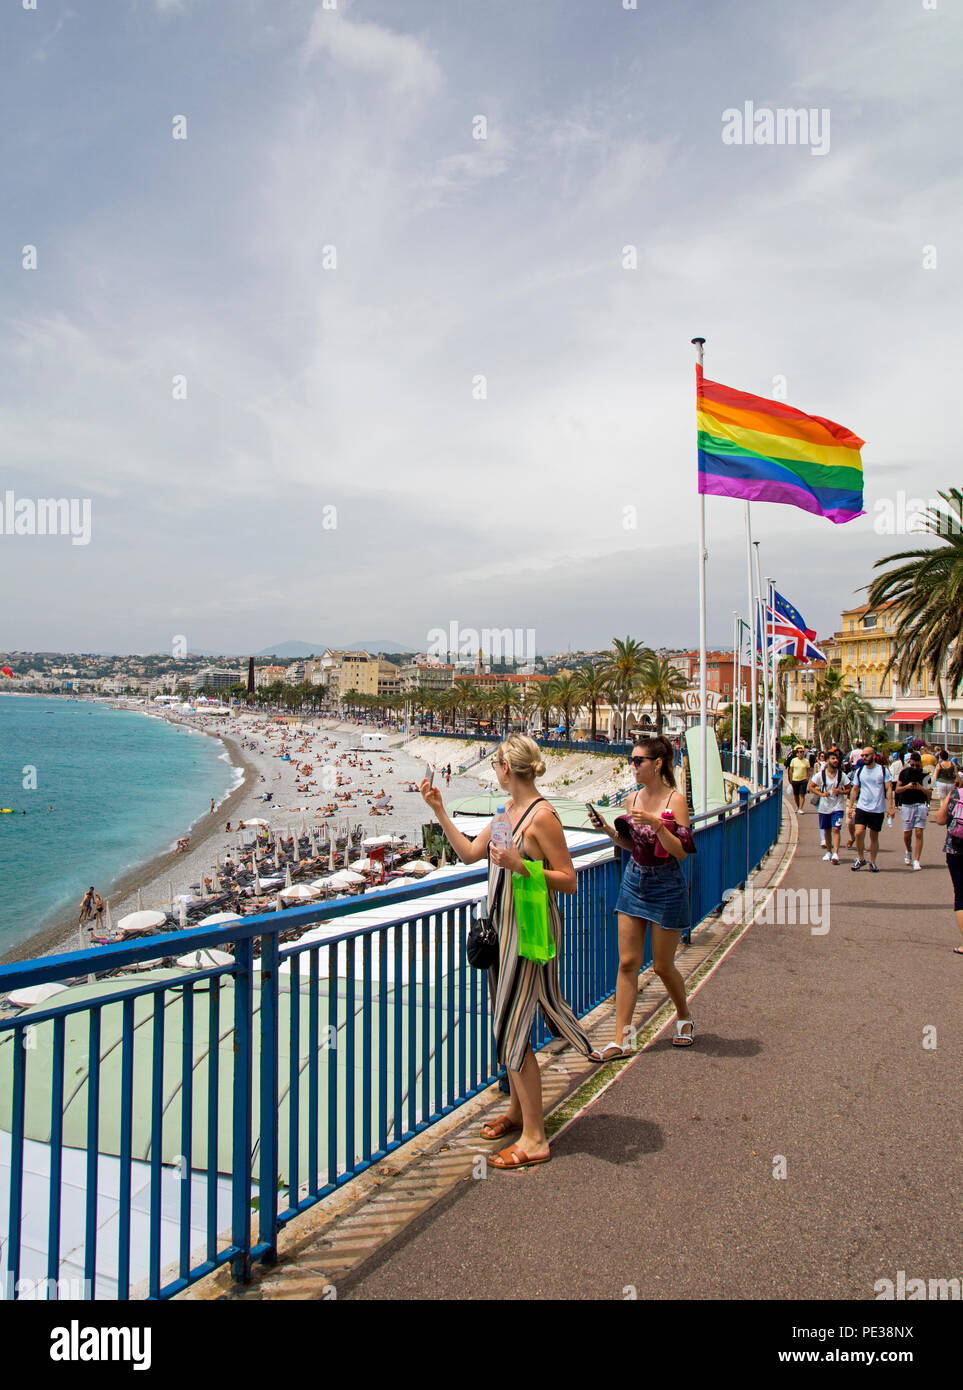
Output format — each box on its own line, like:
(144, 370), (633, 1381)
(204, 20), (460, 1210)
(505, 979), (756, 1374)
(934, 749), (961, 804)
(934, 783), (963, 954)
(588, 735), (696, 1054)
(419, 734), (594, 1169)
(895, 751), (929, 870)
(788, 748), (811, 814)
(809, 751), (849, 864)
(849, 745), (895, 872)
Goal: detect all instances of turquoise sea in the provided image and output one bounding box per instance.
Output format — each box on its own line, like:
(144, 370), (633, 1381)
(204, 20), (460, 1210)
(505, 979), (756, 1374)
(0, 696), (239, 958)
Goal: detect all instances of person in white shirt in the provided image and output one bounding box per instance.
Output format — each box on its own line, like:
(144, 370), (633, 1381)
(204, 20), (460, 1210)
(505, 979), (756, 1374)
(849, 745), (896, 872)
(809, 750), (850, 864)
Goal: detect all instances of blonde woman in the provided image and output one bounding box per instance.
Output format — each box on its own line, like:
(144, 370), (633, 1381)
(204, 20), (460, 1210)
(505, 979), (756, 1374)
(421, 734), (593, 1169)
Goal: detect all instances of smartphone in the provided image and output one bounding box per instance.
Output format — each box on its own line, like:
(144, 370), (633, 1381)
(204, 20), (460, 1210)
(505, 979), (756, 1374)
(426, 763), (435, 787)
(585, 802), (604, 827)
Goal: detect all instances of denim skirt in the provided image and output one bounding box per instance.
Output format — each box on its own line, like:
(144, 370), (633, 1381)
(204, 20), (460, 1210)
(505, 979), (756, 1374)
(615, 859), (690, 931)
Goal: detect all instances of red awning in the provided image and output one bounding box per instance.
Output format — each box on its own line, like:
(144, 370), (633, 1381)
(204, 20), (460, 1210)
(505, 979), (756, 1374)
(885, 712), (934, 723)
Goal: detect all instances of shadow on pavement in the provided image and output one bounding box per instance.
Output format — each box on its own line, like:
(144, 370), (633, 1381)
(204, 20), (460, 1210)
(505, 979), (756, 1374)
(644, 1033), (764, 1058)
(554, 1112), (664, 1164)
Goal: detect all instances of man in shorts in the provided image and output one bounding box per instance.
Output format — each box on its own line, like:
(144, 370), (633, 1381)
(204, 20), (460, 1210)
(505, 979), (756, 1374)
(849, 745), (895, 872)
(809, 749), (850, 864)
(896, 750), (929, 870)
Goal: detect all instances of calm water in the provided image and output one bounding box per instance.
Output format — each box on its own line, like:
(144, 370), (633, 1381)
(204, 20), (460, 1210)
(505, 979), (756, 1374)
(0, 697), (239, 957)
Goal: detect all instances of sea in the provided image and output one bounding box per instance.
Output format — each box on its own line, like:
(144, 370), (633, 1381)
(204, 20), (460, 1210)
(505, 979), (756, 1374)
(0, 696), (240, 958)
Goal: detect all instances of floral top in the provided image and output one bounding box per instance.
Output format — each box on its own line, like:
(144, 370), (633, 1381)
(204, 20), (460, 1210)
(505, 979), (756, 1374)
(614, 794), (696, 868)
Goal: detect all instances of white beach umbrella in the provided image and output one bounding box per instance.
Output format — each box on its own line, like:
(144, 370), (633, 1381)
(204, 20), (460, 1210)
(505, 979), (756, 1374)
(284, 864), (292, 888)
(175, 947), (235, 970)
(168, 880), (175, 912)
(279, 883), (321, 903)
(195, 911), (241, 928)
(402, 859), (435, 875)
(115, 909), (167, 935)
(7, 982), (69, 1009)
(136, 889), (145, 911)
(293, 834), (300, 863)
(179, 899), (188, 928)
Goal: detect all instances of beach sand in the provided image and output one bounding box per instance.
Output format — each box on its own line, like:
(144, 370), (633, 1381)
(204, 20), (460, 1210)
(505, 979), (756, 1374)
(0, 716), (491, 967)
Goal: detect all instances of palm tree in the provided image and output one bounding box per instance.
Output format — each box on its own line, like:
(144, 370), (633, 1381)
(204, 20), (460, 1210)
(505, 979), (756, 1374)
(636, 656), (688, 736)
(824, 688), (877, 750)
(602, 637), (653, 745)
(803, 668), (846, 746)
(546, 674), (580, 742)
(572, 661), (614, 742)
(866, 488), (963, 716)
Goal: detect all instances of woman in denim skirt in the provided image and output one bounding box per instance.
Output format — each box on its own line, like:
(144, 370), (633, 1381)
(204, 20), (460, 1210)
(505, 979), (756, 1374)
(590, 735), (696, 1055)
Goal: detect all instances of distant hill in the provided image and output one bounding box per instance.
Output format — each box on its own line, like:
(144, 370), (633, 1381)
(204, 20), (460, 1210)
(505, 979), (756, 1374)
(252, 640), (411, 658)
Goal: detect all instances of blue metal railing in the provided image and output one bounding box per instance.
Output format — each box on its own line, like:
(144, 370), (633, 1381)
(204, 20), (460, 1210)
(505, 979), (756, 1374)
(0, 781), (781, 1301)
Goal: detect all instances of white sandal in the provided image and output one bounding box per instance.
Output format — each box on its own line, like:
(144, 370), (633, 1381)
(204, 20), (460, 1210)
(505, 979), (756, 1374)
(672, 1018), (695, 1047)
(591, 1042), (630, 1063)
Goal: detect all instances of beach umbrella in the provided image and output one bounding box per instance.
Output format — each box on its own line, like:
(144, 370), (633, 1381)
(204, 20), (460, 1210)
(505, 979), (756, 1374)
(293, 835), (300, 864)
(402, 860), (434, 875)
(136, 889), (145, 911)
(105, 901), (114, 933)
(175, 947), (235, 970)
(279, 884), (321, 903)
(168, 881), (174, 912)
(7, 982), (69, 1009)
(115, 909), (167, 935)
(179, 899), (188, 928)
(195, 912), (241, 928)
(328, 841), (336, 870)
(254, 863), (261, 893)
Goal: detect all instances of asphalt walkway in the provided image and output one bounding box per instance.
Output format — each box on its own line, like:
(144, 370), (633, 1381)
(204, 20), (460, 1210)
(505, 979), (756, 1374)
(339, 798), (962, 1300)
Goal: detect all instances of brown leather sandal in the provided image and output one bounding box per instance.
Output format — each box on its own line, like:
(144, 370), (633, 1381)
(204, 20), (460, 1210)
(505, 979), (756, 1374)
(490, 1144), (551, 1169)
(479, 1114), (521, 1141)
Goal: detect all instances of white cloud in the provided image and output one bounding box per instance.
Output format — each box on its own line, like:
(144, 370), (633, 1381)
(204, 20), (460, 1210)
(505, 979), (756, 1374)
(302, 6), (442, 98)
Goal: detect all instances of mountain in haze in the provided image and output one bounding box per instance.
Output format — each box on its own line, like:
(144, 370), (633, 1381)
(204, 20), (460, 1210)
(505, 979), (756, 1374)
(252, 640), (410, 658)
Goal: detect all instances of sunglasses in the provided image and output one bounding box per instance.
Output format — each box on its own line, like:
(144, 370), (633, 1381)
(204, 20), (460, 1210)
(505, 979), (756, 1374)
(628, 755), (658, 767)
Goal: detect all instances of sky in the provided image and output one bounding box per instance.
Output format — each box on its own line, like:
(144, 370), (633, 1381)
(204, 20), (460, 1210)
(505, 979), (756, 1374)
(1, 0), (959, 658)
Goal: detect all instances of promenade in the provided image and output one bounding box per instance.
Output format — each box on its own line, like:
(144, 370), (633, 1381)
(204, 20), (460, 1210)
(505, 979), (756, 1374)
(335, 797), (961, 1301)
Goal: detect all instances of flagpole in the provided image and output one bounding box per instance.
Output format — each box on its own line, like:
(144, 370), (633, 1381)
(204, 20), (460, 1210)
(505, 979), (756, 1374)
(772, 575), (778, 772)
(692, 336), (708, 815)
(753, 541), (769, 787)
(732, 611), (741, 776)
(746, 505), (758, 792)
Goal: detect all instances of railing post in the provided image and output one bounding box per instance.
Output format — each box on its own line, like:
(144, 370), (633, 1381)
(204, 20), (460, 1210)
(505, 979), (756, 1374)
(257, 929), (280, 1266)
(231, 937), (254, 1284)
(738, 785), (751, 886)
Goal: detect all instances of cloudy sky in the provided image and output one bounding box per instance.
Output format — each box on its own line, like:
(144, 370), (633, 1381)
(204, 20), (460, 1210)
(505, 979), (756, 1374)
(1, 0), (959, 656)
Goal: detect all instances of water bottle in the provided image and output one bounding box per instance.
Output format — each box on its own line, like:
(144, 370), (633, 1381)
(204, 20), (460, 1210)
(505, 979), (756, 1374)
(654, 811), (675, 859)
(491, 805), (513, 851)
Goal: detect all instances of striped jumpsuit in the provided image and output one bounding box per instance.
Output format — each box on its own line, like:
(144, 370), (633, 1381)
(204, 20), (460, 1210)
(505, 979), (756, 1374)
(488, 800), (593, 1072)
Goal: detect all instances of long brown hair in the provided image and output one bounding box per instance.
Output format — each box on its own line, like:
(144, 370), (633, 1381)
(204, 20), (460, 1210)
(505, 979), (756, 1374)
(634, 736), (676, 789)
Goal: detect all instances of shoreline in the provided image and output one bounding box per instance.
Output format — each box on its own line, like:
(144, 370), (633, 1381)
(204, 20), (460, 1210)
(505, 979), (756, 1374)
(0, 722), (258, 967)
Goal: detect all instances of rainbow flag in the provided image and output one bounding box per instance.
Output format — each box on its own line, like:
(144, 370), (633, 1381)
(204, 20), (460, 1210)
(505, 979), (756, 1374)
(696, 366), (864, 524)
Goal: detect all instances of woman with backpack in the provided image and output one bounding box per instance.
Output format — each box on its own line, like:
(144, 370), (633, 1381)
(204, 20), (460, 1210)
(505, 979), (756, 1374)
(934, 783), (963, 955)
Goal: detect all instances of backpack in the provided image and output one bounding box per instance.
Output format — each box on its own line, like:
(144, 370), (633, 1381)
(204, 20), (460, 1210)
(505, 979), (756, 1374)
(947, 791), (963, 849)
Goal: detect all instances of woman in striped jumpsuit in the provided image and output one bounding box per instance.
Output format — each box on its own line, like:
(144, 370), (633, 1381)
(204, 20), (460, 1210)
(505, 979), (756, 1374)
(421, 734), (593, 1168)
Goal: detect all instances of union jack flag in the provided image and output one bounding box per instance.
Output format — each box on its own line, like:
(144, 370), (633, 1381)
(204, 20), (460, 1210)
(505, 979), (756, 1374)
(760, 590), (827, 663)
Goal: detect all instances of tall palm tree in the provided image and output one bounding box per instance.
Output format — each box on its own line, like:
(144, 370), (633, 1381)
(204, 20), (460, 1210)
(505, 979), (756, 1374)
(803, 668), (846, 746)
(602, 637), (653, 744)
(636, 656), (688, 735)
(572, 661), (614, 742)
(866, 488), (963, 713)
(824, 688), (877, 750)
(546, 674), (580, 741)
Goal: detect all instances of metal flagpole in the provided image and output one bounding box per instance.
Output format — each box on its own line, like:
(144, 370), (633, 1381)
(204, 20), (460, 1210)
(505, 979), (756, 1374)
(746, 506), (758, 792)
(753, 542), (769, 787)
(692, 336), (708, 814)
(728, 614), (733, 778)
(772, 575), (778, 772)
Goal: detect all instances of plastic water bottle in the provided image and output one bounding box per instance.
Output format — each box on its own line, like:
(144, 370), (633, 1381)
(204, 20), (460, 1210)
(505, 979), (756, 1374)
(491, 805), (513, 851)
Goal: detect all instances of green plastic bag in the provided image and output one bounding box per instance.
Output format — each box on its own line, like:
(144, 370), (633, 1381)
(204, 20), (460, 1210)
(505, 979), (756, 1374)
(512, 860), (556, 963)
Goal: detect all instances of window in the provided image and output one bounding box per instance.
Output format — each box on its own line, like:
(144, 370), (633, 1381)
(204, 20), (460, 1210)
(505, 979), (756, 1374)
(848, 645), (854, 663)
(871, 675), (877, 695)
(863, 613), (878, 629)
